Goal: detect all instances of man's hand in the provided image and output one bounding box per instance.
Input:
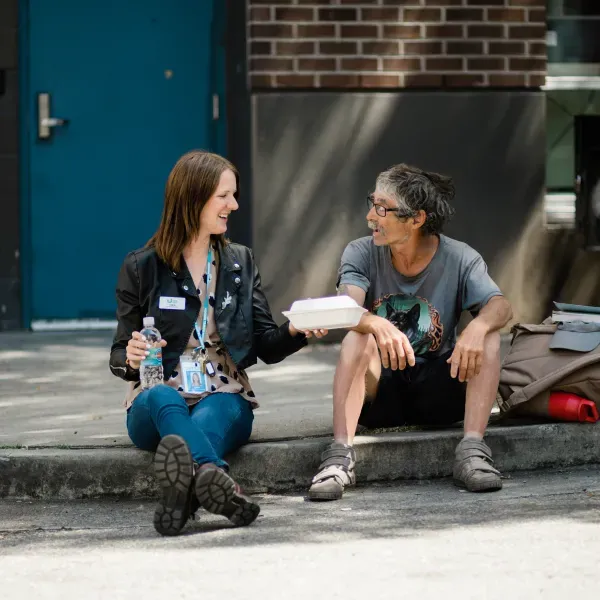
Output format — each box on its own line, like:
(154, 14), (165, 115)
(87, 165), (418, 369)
(369, 316), (416, 371)
(447, 319), (488, 382)
(337, 282), (415, 369)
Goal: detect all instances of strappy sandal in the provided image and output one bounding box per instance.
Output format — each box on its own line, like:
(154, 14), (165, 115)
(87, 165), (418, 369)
(453, 437), (502, 493)
(308, 442), (356, 501)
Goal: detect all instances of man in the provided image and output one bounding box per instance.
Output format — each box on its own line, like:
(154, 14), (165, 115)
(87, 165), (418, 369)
(308, 164), (512, 500)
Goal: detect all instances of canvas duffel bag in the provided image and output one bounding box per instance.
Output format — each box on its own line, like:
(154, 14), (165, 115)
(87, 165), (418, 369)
(498, 322), (600, 415)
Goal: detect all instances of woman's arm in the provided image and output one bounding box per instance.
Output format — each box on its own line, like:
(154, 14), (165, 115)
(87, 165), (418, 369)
(109, 253), (143, 381)
(250, 255), (308, 364)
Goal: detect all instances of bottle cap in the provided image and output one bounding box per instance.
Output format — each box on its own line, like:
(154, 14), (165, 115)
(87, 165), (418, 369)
(143, 316), (155, 327)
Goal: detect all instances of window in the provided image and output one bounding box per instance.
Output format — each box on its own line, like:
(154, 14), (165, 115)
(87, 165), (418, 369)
(547, 1), (600, 72)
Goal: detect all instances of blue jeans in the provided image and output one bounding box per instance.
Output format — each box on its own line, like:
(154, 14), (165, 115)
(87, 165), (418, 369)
(126, 385), (254, 469)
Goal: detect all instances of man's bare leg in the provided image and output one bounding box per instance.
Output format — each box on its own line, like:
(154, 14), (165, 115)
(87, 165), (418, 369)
(332, 331), (501, 443)
(454, 331), (503, 492)
(308, 331), (381, 500)
(463, 331), (501, 439)
(333, 331), (381, 445)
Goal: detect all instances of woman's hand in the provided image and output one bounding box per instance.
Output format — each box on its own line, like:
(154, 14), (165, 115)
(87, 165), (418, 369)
(288, 323), (328, 339)
(303, 328), (328, 339)
(126, 331), (167, 370)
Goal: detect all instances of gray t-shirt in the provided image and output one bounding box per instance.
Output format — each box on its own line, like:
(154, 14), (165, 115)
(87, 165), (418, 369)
(337, 235), (503, 359)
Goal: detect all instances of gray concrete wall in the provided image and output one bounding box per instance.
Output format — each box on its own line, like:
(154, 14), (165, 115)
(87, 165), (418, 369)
(251, 91), (600, 329)
(0, 0), (20, 330)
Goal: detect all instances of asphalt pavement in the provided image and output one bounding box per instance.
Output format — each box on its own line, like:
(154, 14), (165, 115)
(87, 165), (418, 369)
(1, 466), (599, 600)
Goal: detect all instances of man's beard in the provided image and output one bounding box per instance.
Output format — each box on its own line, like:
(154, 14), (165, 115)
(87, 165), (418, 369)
(369, 221), (410, 244)
(368, 221), (387, 239)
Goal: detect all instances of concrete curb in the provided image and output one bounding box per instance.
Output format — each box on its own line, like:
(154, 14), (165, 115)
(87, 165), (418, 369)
(1, 423), (599, 499)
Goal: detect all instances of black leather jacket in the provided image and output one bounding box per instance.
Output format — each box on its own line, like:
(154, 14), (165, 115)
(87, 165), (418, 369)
(109, 241), (306, 382)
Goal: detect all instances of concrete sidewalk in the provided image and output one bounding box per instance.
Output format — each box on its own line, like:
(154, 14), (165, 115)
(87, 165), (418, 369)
(1, 331), (600, 499)
(0, 331), (338, 447)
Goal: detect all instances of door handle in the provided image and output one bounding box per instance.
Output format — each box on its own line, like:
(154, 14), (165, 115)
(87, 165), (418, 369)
(38, 93), (69, 139)
(41, 117), (67, 127)
(212, 93), (219, 120)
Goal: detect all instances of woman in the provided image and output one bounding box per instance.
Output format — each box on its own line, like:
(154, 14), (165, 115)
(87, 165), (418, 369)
(110, 151), (326, 536)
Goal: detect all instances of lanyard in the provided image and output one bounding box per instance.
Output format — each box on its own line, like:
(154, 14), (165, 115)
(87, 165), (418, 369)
(193, 245), (213, 353)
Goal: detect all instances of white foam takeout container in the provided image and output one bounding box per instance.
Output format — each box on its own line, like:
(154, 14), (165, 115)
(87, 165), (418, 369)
(282, 295), (367, 330)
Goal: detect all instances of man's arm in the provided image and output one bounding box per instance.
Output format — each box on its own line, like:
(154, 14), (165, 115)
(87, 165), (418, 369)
(473, 295), (513, 333)
(337, 283), (415, 370)
(338, 283), (384, 335)
(338, 283), (367, 329)
(448, 295), (513, 382)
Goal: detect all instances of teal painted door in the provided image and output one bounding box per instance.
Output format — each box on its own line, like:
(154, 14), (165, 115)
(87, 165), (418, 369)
(26, 0), (223, 321)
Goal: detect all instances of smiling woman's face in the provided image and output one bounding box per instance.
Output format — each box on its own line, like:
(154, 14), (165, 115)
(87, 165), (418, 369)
(199, 169), (238, 236)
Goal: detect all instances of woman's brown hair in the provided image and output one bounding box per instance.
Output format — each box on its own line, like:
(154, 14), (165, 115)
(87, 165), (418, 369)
(147, 150), (239, 272)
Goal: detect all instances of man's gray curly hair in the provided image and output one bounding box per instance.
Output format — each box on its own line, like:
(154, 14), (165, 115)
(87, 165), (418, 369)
(375, 163), (456, 235)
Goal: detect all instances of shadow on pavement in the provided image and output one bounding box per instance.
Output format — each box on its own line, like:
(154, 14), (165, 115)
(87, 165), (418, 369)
(1, 467), (599, 553)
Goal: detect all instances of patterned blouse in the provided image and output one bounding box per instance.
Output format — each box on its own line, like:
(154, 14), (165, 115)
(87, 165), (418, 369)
(124, 246), (257, 410)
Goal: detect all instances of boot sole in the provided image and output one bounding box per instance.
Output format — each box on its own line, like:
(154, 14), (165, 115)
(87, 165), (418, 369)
(225, 495), (261, 527)
(195, 467), (260, 527)
(153, 435), (194, 536)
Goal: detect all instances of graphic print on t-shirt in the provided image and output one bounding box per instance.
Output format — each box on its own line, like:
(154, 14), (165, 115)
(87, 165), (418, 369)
(373, 294), (443, 356)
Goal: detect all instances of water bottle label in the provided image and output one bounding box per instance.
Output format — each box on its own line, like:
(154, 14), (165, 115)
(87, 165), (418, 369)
(142, 347), (162, 367)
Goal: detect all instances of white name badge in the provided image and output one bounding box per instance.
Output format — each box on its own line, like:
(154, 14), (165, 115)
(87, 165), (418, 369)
(159, 296), (186, 310)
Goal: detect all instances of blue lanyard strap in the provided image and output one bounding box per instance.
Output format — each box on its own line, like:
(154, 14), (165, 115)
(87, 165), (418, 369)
(194, 246), (213, 351)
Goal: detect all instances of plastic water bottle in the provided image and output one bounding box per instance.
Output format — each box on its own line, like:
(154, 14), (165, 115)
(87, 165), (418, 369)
(140, 316), (164, 390)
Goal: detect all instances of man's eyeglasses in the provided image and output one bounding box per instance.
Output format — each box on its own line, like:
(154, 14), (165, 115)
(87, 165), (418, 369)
(366, 195), (412, 219)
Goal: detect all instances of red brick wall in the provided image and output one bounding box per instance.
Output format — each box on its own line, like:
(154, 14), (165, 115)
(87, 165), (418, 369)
(248, 0), (546, 89)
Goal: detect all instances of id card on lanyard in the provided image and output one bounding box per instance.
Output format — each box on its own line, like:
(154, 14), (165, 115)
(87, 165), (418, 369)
(182, 246), (214, 394)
